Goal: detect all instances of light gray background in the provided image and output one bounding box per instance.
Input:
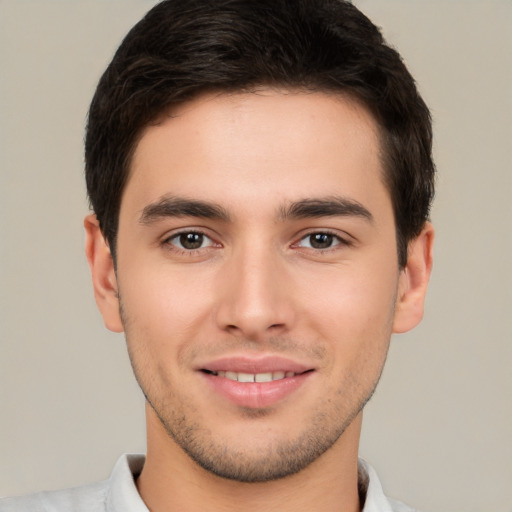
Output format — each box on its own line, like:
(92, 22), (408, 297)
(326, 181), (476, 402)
(1, 1), (511, 511)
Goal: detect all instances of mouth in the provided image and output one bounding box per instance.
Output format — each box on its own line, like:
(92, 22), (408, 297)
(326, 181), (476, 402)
(201, 369), (306, 383)
(198, 359), (314, 408)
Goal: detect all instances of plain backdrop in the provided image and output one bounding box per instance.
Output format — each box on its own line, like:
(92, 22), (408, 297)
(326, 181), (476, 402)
(1, 1), (511, 511)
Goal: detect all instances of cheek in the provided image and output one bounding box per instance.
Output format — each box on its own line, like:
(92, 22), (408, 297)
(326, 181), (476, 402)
(120, 260), (212, 320)
(295, 262), (398, 380)
(117, 262), (218, 367)
(118, 272), (209, 399)
(299, 263), (398, 333)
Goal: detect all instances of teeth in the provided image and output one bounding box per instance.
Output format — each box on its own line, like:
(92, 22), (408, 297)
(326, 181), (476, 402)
(213, 371), (296, 382)
(255, 372), (272, 382)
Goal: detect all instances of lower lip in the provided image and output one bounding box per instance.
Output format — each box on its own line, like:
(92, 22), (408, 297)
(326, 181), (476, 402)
(201, 372), (312, 409)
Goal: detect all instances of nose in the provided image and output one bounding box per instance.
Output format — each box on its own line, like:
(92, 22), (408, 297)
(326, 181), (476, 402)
(214, 244), (295, 341)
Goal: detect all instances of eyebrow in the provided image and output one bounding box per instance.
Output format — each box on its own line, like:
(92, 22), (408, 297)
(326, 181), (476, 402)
(139, 196), (231, 224)
(279, 196), (373, 222)
(139, 195), (373, 225)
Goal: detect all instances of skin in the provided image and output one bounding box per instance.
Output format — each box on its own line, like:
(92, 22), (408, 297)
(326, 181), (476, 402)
(85, 89), (433, 512)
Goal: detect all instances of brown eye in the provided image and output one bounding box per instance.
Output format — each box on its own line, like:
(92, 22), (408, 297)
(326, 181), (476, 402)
(309, 233), (334, 249)
(180, 233), (203, 249)
(297, 232), (342, 250)
(168, 232), (213, 250)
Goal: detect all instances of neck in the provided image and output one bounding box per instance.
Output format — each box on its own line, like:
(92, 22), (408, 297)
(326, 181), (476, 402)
(136, 405), (363, 512)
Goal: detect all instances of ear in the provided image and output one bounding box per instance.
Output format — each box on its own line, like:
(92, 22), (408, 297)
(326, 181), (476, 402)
(393, 222), (434, 334)
(84, 214), (124, 333)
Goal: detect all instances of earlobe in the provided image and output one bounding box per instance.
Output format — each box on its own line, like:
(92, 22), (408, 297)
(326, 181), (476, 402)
(393, 222), (434, 334)
(84, 214), (124, 333)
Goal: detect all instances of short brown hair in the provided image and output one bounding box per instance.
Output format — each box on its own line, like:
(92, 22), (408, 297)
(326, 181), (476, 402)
(85, 0), (435, 267)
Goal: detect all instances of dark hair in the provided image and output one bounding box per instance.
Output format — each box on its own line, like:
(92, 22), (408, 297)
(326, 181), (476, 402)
(85, 0), (435, 267)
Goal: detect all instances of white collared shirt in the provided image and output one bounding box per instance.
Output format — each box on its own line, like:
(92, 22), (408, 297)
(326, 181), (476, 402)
(1, 454), (418, 511)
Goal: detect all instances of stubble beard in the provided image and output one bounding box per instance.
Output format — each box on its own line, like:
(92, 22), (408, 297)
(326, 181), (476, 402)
(147, 395), (370, 483)
(131, 355), (384, 483)
(120, 300), (389, 484)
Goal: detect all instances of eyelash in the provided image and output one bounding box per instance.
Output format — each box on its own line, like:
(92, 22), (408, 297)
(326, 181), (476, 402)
(293, 230), (352, 252)
(162, 230), (218, 255)
(162, 229), (351, 255)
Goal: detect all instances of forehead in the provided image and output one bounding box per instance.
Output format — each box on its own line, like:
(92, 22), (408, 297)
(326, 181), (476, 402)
(124, 89), (388, 219)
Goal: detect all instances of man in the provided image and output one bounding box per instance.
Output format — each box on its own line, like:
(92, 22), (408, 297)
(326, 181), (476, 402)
(2, 0), (434, 510)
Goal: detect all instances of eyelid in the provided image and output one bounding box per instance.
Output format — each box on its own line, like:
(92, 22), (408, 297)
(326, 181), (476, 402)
(161, 228), (221, 252)
(292, 229), (353, 250)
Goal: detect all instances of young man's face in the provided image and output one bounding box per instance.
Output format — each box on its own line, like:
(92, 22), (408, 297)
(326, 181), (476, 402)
(87, 89), (432, 482)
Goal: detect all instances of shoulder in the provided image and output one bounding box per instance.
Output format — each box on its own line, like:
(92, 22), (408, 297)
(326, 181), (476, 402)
(387, 497), (420, 512)
(0, 454), (146, 512)
(0, 480), (109, 512)
(359, 458), (420, 512)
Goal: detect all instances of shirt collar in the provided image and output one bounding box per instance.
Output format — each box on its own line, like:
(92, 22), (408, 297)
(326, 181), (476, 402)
(106, 454), (401, 512)
(358, 458), (395, 512)
(107, 454), (147, 512)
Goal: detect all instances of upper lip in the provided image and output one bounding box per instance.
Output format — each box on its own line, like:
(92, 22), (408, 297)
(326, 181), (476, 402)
(197, 355), (313, 374)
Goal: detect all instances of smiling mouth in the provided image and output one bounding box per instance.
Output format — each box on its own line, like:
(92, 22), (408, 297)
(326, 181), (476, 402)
(201, 369), (311, 382)
(200, 366), (314, 407)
